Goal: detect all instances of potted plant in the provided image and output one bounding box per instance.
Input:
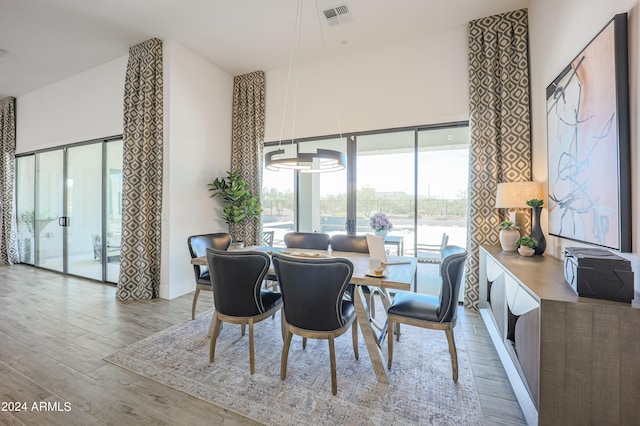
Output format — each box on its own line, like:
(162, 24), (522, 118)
(526, 198), (546, 255)
(370, 212), (393, 238)
(497, 220), (520, 252)
(515, 235), (539, 257)
(208, 170), (262, 245)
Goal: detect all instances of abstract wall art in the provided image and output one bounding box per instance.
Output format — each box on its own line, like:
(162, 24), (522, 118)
(546, 13), (631, 251)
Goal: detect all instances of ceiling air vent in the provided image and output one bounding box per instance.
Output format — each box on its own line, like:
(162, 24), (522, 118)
(323, 4), (352, 26)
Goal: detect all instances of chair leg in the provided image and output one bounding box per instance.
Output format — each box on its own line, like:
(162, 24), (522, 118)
(209, 314), (222, 363)
(302, 337), (307, 349)
(280, 310), (286, 340)
(281, 329), (293, 380)
(387, 317), (394, 369)
(249, 320), (255, 375)
(351, 320), (359, 360)
(191, 288), (201, 320)
(445, 328), (459, 382)
(241, 324), (246, 336)
(328, 337), (337, 395)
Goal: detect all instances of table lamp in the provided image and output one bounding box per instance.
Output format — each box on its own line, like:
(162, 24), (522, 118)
(495, 181), (543, 227)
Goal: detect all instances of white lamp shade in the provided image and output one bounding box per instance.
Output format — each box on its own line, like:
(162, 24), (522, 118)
(495, 182), (543, 208)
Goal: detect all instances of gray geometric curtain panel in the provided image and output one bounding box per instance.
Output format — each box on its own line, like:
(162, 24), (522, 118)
(230, 70), (266, 246)
(116, 38), (164, 301)
(465, 9), (531, 310)
(0, 96), (19, 265)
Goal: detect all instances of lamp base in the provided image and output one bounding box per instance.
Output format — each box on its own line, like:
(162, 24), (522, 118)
(508, 211), (525, 228)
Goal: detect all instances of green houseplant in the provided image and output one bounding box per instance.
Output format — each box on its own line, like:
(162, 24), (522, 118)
(515, 235), (539, 257)
(208, 170), (262, 242)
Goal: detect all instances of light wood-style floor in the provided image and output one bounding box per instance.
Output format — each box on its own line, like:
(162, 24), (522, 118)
(0, 264), (526, 425)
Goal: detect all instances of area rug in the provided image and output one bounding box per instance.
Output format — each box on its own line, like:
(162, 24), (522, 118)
(105, 309), (484, 425)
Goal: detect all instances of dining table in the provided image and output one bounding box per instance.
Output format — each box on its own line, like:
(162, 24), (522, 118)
(191, 245), (418, 384)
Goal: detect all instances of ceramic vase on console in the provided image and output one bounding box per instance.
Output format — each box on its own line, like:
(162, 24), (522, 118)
(518, 246), (535, 257)
(530, 206), (546, 255)
(375, 229), (388, 238)
(499, 229), (519, 251)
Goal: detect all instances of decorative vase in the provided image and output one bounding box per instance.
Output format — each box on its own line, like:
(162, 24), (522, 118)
(499, 229), (519, 252)
(530, 206), (546, 255)
(375, 229), (388, 238)
(518, 246), (535, 257)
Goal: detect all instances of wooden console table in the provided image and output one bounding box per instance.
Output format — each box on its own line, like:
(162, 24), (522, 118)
(479, 245), (640, 426)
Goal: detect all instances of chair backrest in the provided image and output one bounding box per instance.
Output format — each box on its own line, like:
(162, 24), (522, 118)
(440, 233), (449, 252)
(437, 245), (468, 323)
(283, 232), (330, 250)
(187, 233), (232, 281)
(206, 248), (271, 316)
(272, 253), (353, 331)
(261, 230), (275, 247)
(330, 234), (369, 253)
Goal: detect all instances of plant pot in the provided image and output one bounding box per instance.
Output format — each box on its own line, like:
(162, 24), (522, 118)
(230, 241), (245, 250)
(374, 230), (388, 238)
(499, 229), (519, 252)
(518, 246), (535, 257)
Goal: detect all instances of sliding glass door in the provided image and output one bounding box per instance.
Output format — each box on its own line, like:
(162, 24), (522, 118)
(356, 131), (415, 252)
(67, 144), (103, 280)
(262, 123), (469, 253)
(416, 127), (469, 254)
(16, 137), (123, 283)
(36, 150), (64, 272)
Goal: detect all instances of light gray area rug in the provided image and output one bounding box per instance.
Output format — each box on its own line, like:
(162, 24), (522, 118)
(106, 309), (484, 425)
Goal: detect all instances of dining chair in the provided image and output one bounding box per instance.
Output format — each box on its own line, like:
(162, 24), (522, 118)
(283, 231), (330, 250)
(416, 233), (449, 265)
(415, 233), (449, 281)
(329, 234), (380, 318)
(387, 245), (468, 381)
(206, 248), (283, 374)
(187, 233), (232, 320)
(261, 230), (275, 247)
(272, 252), (358, 395)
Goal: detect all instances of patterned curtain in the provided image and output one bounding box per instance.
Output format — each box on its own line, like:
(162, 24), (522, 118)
(0, 97), (19, 265)
(465, 9), (531, 310)
(230, 70), (265, 246)
(116, 38), (164, 301)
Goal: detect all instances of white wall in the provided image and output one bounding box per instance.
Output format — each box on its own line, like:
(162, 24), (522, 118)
(264, 25), (469, 142)
(16, 56), (126, 152)
(528, 0), (640, 257)
(160, 40), (232, 299)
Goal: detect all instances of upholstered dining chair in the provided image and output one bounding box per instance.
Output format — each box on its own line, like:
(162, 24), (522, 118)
(329, 234), (380, 318)
(387, 245), (468, 381)
(283, 231), (330, 250)
(272, 253), (358, 395)
(187, 233), (232, 320)
(206, 248), (283, 375)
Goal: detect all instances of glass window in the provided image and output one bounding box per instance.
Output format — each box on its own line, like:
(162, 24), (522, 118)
(16, 155), (35, 264)
(262, 123), (469, 257)
(262, 145), (295, 247)
(357, 131), (415, 254)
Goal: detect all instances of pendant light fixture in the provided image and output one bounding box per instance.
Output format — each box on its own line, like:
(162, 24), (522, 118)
(265, 0), (346, 173)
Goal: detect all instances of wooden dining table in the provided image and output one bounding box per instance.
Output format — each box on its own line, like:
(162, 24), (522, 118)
(191, 246), (417, 384)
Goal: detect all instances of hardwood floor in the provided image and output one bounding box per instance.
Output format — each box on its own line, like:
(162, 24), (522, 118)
(0, 264), (526, 425)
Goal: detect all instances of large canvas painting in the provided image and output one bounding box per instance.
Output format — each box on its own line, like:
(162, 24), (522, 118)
(546, 13), (630, 251)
